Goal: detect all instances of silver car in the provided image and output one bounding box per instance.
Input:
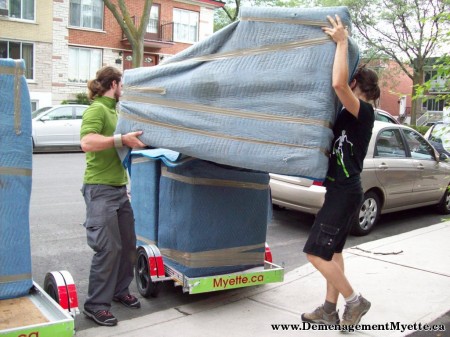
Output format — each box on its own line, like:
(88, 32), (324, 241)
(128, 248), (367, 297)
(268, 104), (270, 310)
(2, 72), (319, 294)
(374, 108), (399, 124)
(270, 121), (450, 236)
(32, 104), (88, 151)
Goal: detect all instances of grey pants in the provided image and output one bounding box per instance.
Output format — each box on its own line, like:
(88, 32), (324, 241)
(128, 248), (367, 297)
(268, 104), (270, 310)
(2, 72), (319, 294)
(82, 184), (136, 311)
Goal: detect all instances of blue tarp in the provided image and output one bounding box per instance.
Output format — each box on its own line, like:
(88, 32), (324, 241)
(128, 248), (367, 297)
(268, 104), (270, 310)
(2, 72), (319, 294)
(116, 6), (359, 180)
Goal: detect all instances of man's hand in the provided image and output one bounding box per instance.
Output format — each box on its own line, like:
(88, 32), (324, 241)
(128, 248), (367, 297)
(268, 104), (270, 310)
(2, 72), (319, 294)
(122, 131), (146, 148)
(81, 131), (146, 152)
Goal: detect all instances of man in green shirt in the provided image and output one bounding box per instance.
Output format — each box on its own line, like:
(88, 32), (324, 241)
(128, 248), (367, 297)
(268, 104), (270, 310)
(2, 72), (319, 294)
(80, 66), (146, 327)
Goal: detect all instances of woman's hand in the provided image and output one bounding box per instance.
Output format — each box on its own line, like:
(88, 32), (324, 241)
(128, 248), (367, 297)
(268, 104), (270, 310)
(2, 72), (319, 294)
(322, 15), (348, 44)
(323, 14), (360, 117)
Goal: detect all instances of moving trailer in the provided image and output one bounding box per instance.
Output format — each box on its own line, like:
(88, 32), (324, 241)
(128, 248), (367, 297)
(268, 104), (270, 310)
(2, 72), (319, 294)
(135, 243), (284, 297)
(130, 151), (285, 298)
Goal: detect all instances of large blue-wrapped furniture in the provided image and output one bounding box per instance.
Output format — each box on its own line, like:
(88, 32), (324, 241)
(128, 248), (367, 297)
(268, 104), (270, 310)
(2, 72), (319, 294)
(0, 59), (33, 299)
(130, 151), (271, 278)
(116, 6), (360, 180)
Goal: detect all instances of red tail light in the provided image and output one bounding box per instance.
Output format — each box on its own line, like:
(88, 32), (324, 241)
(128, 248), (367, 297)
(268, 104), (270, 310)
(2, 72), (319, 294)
(265, 243), (273, 263)
(312, 180), (323, 186)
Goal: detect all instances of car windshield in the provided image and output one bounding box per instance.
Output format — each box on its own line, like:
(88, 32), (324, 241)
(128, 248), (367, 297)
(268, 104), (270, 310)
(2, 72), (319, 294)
(429, 123), (450, 152)
(375, 110), (397, 124)
(32, 106), (52, 118)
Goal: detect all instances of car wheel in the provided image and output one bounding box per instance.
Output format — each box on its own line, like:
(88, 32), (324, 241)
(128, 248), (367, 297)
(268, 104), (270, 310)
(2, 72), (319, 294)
(436, 186), (450, 214)
(351, 191), (380, 236)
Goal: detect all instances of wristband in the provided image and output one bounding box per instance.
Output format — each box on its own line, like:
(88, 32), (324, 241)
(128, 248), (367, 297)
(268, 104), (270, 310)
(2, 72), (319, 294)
(113, 134), (123, 148)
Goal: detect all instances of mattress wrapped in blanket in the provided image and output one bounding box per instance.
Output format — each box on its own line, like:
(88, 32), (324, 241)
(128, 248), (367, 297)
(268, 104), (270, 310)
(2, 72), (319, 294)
(116, 6), (359, 180)
(157, 159), (271, 277)
(0, 59), (33, 299)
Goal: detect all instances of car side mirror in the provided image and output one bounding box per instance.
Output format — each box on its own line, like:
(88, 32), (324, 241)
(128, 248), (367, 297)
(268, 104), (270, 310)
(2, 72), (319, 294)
(39, 115), (50, 122)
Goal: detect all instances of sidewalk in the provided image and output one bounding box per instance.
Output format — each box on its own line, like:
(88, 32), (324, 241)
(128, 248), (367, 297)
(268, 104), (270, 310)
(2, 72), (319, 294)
(75, 222), (450, 337)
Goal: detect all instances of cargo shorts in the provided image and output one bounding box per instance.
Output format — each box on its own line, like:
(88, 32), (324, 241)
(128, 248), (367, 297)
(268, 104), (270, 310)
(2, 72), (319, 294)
(303, 182), (363, 261)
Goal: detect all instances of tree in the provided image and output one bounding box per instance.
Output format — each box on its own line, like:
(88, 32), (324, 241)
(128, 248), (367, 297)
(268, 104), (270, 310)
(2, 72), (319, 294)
(214, 0), (309, 32)
(415, 11), (450, 107)
(103, 0), (153, 68)
(334, 0), (450, 125)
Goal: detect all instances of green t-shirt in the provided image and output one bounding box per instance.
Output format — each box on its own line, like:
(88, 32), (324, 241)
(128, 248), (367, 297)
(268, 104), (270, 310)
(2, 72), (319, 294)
(80, 96), (128, 186)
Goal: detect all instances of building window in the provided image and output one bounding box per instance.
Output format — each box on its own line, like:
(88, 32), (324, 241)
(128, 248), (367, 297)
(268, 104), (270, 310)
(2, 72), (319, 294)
(7, 0), (34, 20)
(0, 40), (34, 79)
(425, 69), (449, 94)
(423, 98), (445, 112)
(0, 0), (8, 16)
(69, 0), (103, 30)
(147, 5), (159, 34)
(68, 47), (102, 83)
(173, 9), (198, 43)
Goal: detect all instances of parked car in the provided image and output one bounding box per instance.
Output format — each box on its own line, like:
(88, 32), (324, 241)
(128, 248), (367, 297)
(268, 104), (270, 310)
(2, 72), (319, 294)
(32, 105), (89, 152)
(270, 121), (450, 236)
(424, 122), (450, 157)
(374, 108), (399, 124)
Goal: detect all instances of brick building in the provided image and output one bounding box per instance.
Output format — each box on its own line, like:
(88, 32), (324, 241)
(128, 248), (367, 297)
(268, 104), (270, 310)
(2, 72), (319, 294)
(0, 0), (224, 107)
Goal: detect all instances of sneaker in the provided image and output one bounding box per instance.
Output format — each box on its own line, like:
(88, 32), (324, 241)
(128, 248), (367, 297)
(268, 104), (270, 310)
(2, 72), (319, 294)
(83, 308), (118, 326)
(113, 294), (141, 309)
(341, 295), (371, 327)
(301, 305), (340, 325)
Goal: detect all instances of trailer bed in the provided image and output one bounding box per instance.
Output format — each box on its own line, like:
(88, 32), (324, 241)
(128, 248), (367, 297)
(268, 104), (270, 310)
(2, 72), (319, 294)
(0, 283), (74, 337)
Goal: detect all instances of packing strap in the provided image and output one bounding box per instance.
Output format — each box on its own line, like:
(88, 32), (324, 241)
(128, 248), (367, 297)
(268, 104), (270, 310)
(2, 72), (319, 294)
(0, 167), (32, 176)
(0, 273), (32, 284)
(0, 62), (24, 135)
(161, 243), (266, 268)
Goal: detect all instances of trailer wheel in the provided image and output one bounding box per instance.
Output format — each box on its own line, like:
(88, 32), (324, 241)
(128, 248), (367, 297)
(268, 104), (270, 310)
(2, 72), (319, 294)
(136, 247), (160, 298)
(44, 273), (62, 304)
(44, 271), (79, 316)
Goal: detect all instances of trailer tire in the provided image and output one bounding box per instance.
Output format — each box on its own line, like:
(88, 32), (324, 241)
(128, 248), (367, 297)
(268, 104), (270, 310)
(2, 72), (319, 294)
(135, 247), (160, 298)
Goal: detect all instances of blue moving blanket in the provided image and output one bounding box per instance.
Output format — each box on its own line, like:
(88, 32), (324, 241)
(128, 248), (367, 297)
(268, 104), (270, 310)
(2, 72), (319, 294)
(116, 6), (359, 180)
(0, 59), (33, 299)
(158, 159), (271, 277)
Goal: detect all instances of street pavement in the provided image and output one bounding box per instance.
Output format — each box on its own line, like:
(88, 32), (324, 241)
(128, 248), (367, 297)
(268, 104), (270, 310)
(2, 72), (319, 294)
(74, 222), (450, 337)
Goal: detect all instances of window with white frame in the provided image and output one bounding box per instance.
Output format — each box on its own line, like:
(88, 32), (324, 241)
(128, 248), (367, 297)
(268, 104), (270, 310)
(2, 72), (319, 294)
(68, 47), (102, 83)
(7, 0), (34, 20)
(173, 9), (199, 43)
(0, 40), (34, 79)
(147, 5), (160, 34)
(69, 0), (103, 30)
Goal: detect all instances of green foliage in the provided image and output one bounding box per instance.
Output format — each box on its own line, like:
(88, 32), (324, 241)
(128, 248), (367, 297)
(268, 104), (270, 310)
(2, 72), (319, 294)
(61, 92), (91, 105)
(407, 125), (430, 135)
(214, 0), (311, 32)
(415, 12), (450, 104)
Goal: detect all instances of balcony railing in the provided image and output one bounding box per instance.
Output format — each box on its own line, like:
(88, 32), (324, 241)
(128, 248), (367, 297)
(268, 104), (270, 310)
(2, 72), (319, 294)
(122, 16), (174, 46)
(417, 110), (444, 126)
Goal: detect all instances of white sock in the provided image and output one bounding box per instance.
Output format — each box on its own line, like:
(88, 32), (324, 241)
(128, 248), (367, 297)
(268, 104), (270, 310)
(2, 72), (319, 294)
(345, 292), (359, 305)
